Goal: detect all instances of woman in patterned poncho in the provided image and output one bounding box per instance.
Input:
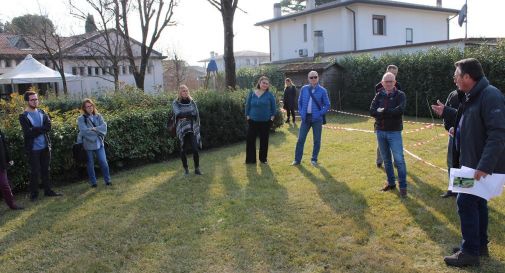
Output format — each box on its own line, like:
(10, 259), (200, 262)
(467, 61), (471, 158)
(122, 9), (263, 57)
(172, 85), (202, 175)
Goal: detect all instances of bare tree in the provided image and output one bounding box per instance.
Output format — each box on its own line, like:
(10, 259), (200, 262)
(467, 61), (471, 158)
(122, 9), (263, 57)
(116, 0), (177, 91)
(14, 15), (69, 96)
(70, 0), (124, 92)
(163, 49), (187, 91)
(207, 0), (238, 90)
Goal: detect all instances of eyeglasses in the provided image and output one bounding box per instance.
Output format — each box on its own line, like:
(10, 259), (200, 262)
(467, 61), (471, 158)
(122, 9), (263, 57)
(309, 76), (318, 79)
(383, 80), (394, 83)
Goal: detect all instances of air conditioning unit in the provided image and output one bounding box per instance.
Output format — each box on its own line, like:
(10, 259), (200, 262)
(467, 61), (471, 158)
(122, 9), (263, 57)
(298, 48), (308, 57)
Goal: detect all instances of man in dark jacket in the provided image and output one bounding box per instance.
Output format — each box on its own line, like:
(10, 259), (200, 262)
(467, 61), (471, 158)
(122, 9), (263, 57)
(370, 72), (407, 197)
(374, 65), (402, 168)
(19, 91), (62, 201)
(432, 58), (505, 267)
(440, 88), (465, 198)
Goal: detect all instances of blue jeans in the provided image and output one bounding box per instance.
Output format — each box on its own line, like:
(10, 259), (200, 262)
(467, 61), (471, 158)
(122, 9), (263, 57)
(457, 193), (488, 256)
(294, 116), (323, 163)
(376, 130), (407, 189)
(86, 145), (111, 185)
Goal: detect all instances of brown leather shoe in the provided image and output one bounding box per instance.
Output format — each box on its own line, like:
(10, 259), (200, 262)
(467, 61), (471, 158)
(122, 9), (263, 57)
(380, 184), (396, 192)
(444, 250), (480, 267)
(400, 188), (407, 198)
(452, 246), (489, 257)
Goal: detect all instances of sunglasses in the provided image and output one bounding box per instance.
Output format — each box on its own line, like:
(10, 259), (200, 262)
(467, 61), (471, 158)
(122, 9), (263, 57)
(309, 76), (318, 79)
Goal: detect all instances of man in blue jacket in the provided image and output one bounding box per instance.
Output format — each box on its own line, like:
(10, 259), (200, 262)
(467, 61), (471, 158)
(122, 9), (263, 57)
(432, 58), (505, 267)
(292, 70), (330, 166)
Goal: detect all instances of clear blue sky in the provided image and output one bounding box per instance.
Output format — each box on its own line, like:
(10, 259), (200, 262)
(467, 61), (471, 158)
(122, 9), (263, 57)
(1, 0), (503, 65)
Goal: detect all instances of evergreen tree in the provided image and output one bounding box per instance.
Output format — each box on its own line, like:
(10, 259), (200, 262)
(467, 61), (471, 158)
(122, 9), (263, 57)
(85, 14), (98, 33)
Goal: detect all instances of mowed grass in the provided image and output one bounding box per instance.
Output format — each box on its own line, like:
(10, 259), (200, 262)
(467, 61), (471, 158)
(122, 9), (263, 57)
(1, 112), (504, 273)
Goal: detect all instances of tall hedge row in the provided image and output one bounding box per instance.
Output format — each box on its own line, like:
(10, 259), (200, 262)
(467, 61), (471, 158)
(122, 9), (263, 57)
(338, 40), (505, 117)
(0, 89), (284, 191)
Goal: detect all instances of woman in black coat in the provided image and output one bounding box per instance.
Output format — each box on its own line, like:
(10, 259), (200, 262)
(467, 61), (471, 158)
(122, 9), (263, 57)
(0, 129), (23, 210)
(283, 78), (297, 123)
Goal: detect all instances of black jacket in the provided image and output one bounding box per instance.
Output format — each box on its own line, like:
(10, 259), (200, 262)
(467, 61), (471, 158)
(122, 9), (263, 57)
(283, 85), (297, 110)
(0, 130), (11, 171)
(443, 77), (505, 174)
(370, 88), (406, 131)
(19, 109), (52, 155)
(442, 89), (464, 131)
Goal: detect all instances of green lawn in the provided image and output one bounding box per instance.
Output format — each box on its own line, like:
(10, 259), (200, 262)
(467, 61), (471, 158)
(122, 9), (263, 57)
(1, 113), (504, 273)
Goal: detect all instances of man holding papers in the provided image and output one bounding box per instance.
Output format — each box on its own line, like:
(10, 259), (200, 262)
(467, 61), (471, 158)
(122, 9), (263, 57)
(432, 58), (505, 267)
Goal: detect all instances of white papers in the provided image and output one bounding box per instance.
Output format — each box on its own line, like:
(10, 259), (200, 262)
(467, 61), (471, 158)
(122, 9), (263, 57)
(449, 166), (505, 201)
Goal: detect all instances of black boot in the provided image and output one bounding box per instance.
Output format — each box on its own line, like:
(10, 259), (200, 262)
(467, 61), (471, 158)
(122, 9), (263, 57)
(444, 250), (480, 267)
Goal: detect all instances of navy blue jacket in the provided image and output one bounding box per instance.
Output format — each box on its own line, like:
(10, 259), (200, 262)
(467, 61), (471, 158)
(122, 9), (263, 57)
(443, 77), (505, 174)
(370, 88), (406, 131)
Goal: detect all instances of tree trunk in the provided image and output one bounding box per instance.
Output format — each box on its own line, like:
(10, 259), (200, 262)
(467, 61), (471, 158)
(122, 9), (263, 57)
(222, 12), (236, 90)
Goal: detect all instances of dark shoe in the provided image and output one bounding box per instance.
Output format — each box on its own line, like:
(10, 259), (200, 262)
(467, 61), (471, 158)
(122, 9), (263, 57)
(376, 163), (382, 168)
(400, 188), (407, 198)
(444, 250), (479, 267)
(441, 191), (457, 198)
(184, 168), (189, 175)
(380, 184), (396, 192)
(452, 247), (489, 257)
(285, 120), (290, 123)
(245, 161), (256, 165)
(91, 184), (97, 188)
(195, 168), (202, 175)
(260, 160), (268, 164)
(11, 205), (25, 210)
(44, 190), (63, 197)
(30, 193), (38, 202)
(105, 182), (112, 186)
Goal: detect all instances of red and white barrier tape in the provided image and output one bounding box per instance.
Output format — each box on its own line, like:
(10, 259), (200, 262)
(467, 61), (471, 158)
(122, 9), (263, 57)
(406, 134), (446, 147)
(404, 149), (447, 173)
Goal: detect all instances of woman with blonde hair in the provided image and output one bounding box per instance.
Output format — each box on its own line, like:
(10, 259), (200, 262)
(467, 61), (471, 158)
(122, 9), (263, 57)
(283, 78), (297, 123)
(172, 85), (202, 175)
(77, 98), (111, 187)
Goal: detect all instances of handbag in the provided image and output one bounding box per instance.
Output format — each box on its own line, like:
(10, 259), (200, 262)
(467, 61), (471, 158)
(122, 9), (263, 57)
(308, 88), (327, 124)
(167, 113), (176, 137)
(72, 142), (87, 163)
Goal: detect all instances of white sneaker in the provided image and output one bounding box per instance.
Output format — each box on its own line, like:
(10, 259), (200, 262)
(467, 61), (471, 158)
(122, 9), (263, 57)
(291, 160), (300, 166)
(311, 160), (318, 166)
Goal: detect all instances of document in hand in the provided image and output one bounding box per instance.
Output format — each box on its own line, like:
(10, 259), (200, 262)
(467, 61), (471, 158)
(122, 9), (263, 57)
(449, 166), (505, 201)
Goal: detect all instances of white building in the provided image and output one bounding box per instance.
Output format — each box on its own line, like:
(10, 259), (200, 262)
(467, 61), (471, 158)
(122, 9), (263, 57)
(198, 51), (270, 72)
(255, 0), (460, 63)
(0, 30), (165, 96)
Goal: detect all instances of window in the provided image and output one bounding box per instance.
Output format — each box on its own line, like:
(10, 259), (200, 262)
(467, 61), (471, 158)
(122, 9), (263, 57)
(406, 28), (413, 45)
(303, 24), (308, 42)
(129, 66), (134, 74)
(147, 66), (153, 74)
(95, 67), (100, 76)
(5, 59), (12, 67)
(72, 67), (77, 75)
(87, 66), (93, 76)
(122, 66), (126, 75)
(79, 67), (85, 76)
(373, 15), (386, 35)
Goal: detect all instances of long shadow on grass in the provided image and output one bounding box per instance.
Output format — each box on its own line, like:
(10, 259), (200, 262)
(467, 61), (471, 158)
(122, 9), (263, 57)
(298, 165), (373, 245)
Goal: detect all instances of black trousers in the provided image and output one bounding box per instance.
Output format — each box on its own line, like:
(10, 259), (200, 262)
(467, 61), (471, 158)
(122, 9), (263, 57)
(246, 120), (270, 163)
(180, 133), (199, 169)
(285, 108), (296, 122)
(29, 147), (52, 196)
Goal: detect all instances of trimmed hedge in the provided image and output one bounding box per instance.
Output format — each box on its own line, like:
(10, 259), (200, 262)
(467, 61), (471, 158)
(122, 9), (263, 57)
(1, 89), (284, 191)
(338, 40), (505, 117)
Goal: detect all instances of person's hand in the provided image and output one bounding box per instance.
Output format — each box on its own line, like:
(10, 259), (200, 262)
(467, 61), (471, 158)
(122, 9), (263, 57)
(431, 100), (444, 116)
(246, 116), (250, 120)
(8, 160), (14, 166)
(377, 107), (384, 113)
(448, 127), (454, 137)
(474, 170), (488, 181)
(91, 127), (96, 131)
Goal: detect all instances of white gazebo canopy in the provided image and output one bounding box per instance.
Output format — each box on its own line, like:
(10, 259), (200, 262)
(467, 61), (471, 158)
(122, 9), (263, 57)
(0, 54), (79, 84)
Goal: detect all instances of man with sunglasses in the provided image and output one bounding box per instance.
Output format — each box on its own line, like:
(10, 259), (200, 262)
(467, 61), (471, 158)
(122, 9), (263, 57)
(19, 91), (62, 201)
(292, 71), (330, 166)
(370, 72), (408, 198)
